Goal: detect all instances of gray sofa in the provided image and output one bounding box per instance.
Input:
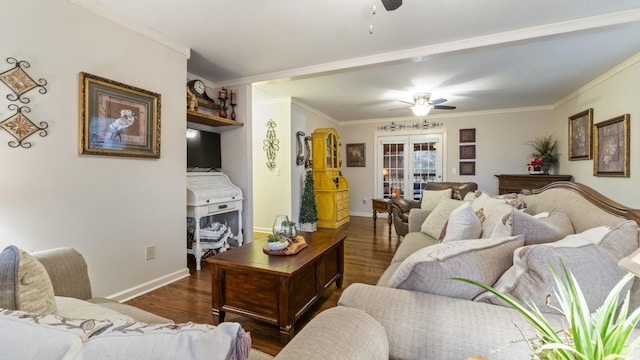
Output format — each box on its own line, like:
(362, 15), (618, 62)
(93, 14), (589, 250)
(4, 182), (639, 359)
(339, 181), (640, 359)
(0, 246), (387, 360)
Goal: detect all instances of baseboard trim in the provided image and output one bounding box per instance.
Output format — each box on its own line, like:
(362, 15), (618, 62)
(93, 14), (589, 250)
(106, 267), (191, 303)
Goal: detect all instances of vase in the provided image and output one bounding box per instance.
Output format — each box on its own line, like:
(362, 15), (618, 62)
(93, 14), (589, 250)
(272, 215), (290, 236)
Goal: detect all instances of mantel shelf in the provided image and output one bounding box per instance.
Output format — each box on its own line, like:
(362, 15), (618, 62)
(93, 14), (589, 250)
(187, 110), (243, 127)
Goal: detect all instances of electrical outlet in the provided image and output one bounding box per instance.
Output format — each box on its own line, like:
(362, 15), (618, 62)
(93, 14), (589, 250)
(452, 167), (457, 174)
(145, 245), (155, 261)
(362, 197), (367, 204)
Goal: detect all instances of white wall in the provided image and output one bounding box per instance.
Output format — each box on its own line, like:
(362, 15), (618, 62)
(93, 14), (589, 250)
(252, 98), (293, 232)
(251, 97), (337, 231)
(551, 54), (640, 207)
(340, 110), (555, 215)
(0, 0), (188, 298)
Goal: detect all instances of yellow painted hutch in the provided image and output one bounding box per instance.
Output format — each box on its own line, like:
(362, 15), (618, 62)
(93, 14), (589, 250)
(311, 128), (349, 228)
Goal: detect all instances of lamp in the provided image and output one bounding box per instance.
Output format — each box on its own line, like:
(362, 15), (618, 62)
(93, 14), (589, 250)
(411, 93), (433, 117)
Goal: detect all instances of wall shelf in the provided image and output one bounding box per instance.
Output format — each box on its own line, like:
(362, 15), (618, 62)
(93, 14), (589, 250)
(187, 110), (243, 127)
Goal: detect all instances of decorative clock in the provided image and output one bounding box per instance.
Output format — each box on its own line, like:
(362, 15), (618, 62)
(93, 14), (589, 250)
(187, 79), (215, 102)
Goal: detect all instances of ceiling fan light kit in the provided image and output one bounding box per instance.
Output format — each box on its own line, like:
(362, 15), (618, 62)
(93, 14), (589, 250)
(411, 93), (432, 116)
(411, 104), (432, 116)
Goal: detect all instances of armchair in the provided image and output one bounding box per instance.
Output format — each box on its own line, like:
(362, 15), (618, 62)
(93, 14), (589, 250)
(390, 182), (478, 237)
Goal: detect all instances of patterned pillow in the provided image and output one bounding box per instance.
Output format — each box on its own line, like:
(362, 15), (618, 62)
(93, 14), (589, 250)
(0, 245), (57, 314)
(388, 235), (524, 299)
(467, 191), (527, 238)
(490, 208), (575, 245)
(420, 188), (453, 211)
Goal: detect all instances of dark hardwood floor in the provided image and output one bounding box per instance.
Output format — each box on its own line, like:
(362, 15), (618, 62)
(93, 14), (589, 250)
(126, 215), (400, 356)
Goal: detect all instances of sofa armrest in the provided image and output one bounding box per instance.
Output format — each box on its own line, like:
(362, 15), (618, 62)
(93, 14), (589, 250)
(275, 306), (388, 360)
(31, 248), (92, 300)
(338, 283), (558, 360)
(407, 208), (429, 232)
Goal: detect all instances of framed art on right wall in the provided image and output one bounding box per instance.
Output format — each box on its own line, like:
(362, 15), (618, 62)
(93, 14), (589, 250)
(568, 108), (593, 160)
(593, 114), (630, 177)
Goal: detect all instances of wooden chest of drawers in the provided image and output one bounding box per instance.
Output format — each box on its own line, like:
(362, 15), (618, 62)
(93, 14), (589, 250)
(495, 174), (573, 195)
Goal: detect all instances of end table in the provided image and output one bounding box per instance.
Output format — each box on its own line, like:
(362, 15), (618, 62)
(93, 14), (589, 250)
(372, 198), (392, 237)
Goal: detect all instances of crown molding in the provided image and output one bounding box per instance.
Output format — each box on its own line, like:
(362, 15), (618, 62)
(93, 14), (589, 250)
(553, 51), (640, 109)
(69, 0), (191, 58)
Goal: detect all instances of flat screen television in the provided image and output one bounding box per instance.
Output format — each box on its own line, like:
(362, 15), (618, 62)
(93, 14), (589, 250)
(187, 129), (221, 170)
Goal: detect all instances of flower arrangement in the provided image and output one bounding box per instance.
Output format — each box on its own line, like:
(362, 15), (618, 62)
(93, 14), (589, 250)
(527, 135), (559, 174)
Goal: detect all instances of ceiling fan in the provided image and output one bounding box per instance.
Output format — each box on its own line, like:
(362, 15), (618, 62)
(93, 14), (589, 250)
(391, 93), (457, 116)
(381, 0), (402, 11)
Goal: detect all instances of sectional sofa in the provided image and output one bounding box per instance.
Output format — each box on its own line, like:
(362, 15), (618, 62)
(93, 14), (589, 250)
(3, 182), (640, 359)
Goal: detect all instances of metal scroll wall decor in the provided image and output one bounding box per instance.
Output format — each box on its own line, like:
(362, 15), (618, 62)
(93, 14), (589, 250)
(295, 130), (313, 169)
(0, 57), (49, 148)
(263, 119), (280, 170)
(377, 119), (443, 131)
(304, 135), (312, 169)
(296, 131), (305, 166)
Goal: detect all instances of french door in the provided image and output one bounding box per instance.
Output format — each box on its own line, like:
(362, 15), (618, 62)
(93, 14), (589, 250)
(376, 133), (444, 200)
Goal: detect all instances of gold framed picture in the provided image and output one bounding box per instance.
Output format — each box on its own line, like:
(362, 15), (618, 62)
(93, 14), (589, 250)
(593, 114), (630, 177)
(568, 108), (593, 160)
(79, 72), (161, 158)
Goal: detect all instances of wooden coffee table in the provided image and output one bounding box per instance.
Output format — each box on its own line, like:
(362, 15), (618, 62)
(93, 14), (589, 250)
(206, 231), (345, 344)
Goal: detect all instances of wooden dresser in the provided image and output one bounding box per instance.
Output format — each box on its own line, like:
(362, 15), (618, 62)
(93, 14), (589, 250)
(495, 174), (573, 195)
(311, 128), (349, 228)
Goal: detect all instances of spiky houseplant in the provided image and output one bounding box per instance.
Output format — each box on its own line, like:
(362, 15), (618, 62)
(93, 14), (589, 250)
(455, 266), (640, 359)
(527, 135), (559, 171)
(298, 170), (318, 232)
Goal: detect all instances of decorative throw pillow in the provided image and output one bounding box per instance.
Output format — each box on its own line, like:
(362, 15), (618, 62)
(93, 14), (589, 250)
(0, 245), (57, 314)
(388, 235), (525, 299)
(441, 202), (482, 242)
(478, 202), (514, 239)
(82, 321), (251, 360)
(420, 188), (453, 212)
(475, 231), (631, 313)
(594, 220), (639, 260)
(490, 208), (575, 245)
(421, 198), (464, 239)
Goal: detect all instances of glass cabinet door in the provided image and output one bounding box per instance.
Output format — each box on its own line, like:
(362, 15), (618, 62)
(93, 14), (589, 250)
(325, 133), (338, 169)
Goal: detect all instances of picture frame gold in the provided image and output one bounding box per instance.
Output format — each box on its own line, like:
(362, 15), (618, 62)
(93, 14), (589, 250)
(346, 143), (366, 167)
(568, 108), (593, 160)
(79, 72), (161, 158)
(593, 114), (630, 177)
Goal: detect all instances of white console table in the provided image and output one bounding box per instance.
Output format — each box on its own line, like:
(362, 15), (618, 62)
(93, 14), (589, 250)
(187, 172), (244, 270)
